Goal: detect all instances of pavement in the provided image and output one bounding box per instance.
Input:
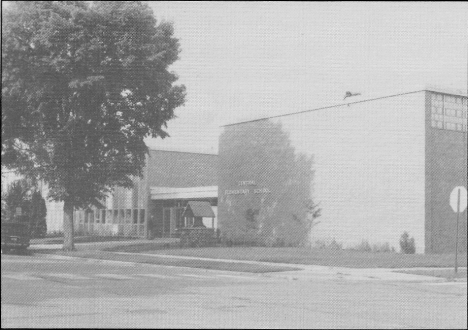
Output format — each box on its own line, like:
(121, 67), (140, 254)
(2, 252), (467, 328)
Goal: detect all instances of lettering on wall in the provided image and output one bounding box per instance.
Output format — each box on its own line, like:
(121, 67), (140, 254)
(225, 181), (271, 195)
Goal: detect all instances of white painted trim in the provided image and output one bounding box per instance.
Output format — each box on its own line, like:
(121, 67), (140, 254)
(150, 186), (218, 200)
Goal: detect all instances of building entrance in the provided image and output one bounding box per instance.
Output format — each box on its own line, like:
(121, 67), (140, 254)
(162, 207), (184, 237)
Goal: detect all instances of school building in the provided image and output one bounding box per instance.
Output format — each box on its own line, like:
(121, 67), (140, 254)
(41, 149), (218, 238)
(218, 87), (467, 253)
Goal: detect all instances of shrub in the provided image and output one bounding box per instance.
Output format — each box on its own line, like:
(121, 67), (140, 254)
(371, 242), (393, 253)
(351, 240), (372, 252)
(314, 239), (342, 250)
(328, 239), (343, 250)
(179, 228), (216, 248)
(45, 230), (64, 238)
(400, 232), (416, 254)
(273, 237), (286, 247)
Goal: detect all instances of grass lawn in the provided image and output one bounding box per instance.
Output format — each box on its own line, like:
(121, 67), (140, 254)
(395, 268), (467, 280)
(116, 246), (468, 269)
(36, 249), (299, 273)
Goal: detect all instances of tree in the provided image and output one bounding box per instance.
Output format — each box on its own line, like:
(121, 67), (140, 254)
(1, 179), (32, 222)
(1, 179), (47, 237)
(219, 120), (321, 246)
(29, 191), (47, 238)
(2, 1), (186, 250)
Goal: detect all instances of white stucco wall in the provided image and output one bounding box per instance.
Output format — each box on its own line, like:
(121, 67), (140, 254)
(271, 92), (426, 252)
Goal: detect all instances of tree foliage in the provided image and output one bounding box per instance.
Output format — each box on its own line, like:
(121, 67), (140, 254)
(219, 120), (321, 247)
(2, 1), (186, 249)
(1, 179), (32, 222)
(29, 191), (48, 238)
(1, 179), (47, 237)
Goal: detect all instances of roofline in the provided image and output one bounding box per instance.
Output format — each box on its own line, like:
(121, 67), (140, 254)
(221, 88), (467, 127)
(147, 148), (218, 156)
(424, 85), (467, 97)
(221, 90), (424, 127)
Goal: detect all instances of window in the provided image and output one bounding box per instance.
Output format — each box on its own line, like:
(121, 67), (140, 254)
(446, 109), (457, 117)
(95, 210), (101, 223)
(445, 122), (456, 131)
(126, 209), (132, 223)
(107, 210), (113, 224)
(139, 209), (145, 224)
(133, 209), (138, 224)
(86, 211), (93, 224)
(119, 209), (125, 224)
(431, 93), (468, 131)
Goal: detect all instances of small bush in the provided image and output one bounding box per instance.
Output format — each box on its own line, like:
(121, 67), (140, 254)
(272, 237), (286, 247)
(352, 240), (372, 252)
(371, 242), (393, 253)
(314, 239), (342, 250)
(329, 239), (343, 250)
(45, 231), (64, 238)
(400, 232), (416, 254)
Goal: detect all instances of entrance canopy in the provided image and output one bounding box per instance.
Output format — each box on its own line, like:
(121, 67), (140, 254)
(182, 201), (216, 218)
(150, 186), (217, 200)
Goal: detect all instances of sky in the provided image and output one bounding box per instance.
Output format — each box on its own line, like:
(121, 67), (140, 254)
(144, 1), (468, 154)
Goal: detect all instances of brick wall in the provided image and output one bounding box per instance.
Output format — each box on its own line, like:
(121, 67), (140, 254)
(145, 150), (218, 188)
(426, 91), (468, 253)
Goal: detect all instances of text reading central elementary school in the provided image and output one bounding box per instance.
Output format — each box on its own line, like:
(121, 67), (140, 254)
(225, 181), (272, 195)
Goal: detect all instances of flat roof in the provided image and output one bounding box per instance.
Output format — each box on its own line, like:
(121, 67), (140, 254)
(222, 87), (467, 127)
(148, 148), (218, 156)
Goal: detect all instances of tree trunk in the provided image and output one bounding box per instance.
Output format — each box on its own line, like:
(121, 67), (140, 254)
(63, 199), (75, 251)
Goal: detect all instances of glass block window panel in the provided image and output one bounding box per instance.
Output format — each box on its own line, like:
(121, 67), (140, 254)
(445, 122), (457, 130)
(446, 109), (457, 117)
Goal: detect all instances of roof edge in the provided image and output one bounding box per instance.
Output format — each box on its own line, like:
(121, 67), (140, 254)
(221, 87), (468, 127)
(147, 148), (218, 156)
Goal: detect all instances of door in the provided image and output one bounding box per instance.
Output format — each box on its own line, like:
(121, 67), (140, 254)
(163, 208), (171, 237)
(163, 207), (185, 237)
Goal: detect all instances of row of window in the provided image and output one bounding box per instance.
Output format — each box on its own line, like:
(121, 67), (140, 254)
(75, 208), (146, 225)
(431, 93), (467, 131)
(432, 93), (467, 105)
(432, 106), (467, 117)
(432, 120), (467, 132)
(432, 114), (466, 124)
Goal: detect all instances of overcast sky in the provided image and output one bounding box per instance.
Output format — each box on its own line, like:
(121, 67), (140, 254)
(4, 1), (467, 154)
(144, 2), (468, 154)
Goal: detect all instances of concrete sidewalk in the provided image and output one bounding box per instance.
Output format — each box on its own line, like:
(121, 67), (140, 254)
(109, 251), (467, 283)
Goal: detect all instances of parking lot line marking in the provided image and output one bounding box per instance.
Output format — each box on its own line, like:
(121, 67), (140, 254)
(2, 273), (43, 281)
(94, 274), (135, 280)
